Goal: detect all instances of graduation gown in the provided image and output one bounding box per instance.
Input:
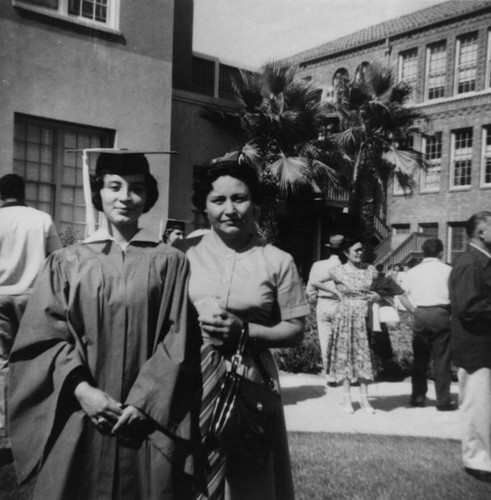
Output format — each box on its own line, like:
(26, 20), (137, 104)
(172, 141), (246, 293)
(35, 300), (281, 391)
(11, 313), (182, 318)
(8, 229), (198, 500)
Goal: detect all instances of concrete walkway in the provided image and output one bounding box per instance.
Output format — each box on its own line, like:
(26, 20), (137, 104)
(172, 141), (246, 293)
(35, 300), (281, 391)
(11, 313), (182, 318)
(280, 373), (461, 440)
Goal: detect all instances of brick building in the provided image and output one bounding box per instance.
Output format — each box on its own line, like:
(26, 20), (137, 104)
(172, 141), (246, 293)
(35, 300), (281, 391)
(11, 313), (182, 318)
(290, 0), (491, 265)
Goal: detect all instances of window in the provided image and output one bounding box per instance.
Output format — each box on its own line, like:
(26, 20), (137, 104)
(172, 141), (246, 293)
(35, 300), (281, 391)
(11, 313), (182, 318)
(456, 32), (478, 94)
(354, 62), (371, 84)
(451, 128), (473, 188)
(399, 49), (418, 101)
(448, 223), (467, 263)
(392, 224), (410, 235)
(14, 115), (114, 235)
(421, 133), (442, 192)
(12, 0), (120, 30)
(192, 56), (216, 96)
(482, 126), (491, 186)
(332, 68), (349, 102)
(419, 223), (438, 239)
(426, 42), (446, 100)
(487, 30), (491, 87)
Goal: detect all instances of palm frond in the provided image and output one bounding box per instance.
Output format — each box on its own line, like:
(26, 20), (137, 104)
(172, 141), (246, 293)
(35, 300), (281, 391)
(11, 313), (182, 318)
(261, 62), (297, 97)
(311, 159), (340, 186)
(364, 62), (394, 99)
(382, 146), (426, 176)
(268, 154), (310, 193)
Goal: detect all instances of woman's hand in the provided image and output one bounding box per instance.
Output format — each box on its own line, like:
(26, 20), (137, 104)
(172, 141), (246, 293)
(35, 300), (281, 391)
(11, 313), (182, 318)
(199, 309), (243, 346)
(367, 291), (383, 303)
(111, 405), (149, 435)
(74, 381), (123, 432)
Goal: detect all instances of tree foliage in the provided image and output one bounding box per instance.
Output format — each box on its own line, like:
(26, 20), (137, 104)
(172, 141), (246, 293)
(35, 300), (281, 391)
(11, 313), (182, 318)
(328, 62), (428, 237)
(202, 62), (346, 242)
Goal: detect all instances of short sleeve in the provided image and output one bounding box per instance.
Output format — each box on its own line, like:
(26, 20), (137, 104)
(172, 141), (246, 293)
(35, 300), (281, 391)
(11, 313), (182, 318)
(46, 218), (62, 254)
(329, 264), (343, 283)
(274, 252), (310, 320)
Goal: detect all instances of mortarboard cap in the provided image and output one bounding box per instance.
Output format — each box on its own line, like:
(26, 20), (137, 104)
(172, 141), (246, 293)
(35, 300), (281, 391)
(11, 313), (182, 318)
(164, 218), (186, 232)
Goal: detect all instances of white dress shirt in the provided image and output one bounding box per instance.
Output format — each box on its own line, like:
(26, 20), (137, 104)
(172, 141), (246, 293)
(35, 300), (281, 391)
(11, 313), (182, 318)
(403, 257), (451, 307)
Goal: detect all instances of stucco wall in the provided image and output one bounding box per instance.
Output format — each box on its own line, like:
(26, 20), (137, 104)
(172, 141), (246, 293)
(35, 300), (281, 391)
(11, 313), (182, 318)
(169, 89), (239, 229)
(0, 0), (174, 234)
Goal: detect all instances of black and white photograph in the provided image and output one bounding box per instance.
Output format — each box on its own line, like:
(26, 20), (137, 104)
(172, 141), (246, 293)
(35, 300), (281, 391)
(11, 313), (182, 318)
(2, 1), (491, 498)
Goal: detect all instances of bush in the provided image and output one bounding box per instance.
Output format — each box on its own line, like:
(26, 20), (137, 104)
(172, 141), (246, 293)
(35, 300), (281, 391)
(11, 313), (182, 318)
(58, 227), (83, 247)
(273, 302), (414, 377)
(273, 300), (321, 374)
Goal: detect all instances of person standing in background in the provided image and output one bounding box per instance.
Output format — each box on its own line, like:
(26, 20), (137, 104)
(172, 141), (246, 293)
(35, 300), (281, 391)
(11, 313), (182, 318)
(449, 212), (491, 483)
(306, 234), (344, 376)
(162, 219), (186, 245)
(400, 239), (454, 411)
(0, 174), (61, 443)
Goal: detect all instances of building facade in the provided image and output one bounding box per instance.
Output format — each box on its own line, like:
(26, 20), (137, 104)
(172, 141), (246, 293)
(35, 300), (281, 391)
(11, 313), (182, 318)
(291, 0), (491, 265)
(1, 0), (175, 237)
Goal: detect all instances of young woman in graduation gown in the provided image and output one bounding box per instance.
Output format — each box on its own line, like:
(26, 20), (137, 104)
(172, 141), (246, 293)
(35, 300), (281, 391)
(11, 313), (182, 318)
(8, 152), (200, 500)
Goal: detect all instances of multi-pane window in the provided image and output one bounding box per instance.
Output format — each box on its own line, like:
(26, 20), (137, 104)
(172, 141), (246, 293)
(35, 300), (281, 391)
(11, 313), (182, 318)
(399, 49), (418, 101)
(392, 224), (410, 235)
(456, 32), (478, 94)
(68, 0), (108, 23)
(12, 0), (119, 28)
(421, 133), (442, 192)
(482, 126), (491, 186)
(426, 42), (447, 100)
(14, 115), (113, 236)
(419, 223), (438, 239)
(451, 128), (473, 188)
(448, 223), (467, 263)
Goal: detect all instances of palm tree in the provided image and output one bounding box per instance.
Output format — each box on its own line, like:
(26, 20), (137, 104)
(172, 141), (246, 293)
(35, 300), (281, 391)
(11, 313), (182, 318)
(202, 62), (345, 242)
(329, 62), (427, 239)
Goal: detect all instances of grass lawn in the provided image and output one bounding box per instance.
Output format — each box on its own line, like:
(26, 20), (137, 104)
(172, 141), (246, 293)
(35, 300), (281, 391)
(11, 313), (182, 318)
(2, 432), (491, 499)
(289, 432), (491, 500)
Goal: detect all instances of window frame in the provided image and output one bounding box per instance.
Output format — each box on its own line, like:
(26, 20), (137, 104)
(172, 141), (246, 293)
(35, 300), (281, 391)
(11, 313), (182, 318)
(13, 114), (114, 235)
(418, 223), (439, 239)
(454, 31), (479, 95)
(447, 222), (467, 264)
(12, 0), (121, 33)
(398, 48), (418, 102)
(420, 133), (442, 193)
(450, 128), (473, 190)
(481, 126), (491, 187)
(425, 41), (447, 101)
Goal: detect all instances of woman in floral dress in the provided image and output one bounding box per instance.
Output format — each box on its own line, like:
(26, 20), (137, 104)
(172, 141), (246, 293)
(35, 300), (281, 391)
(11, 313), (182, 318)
(326, 237), (380, 414)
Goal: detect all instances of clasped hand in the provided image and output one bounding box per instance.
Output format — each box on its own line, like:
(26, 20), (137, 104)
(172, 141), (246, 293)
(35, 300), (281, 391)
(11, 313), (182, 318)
(198, 308), (243, 346)
(74, 382), (148, 437)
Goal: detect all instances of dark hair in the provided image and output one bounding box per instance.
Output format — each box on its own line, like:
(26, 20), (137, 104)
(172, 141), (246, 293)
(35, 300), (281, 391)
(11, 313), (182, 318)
(339, 236), (363, 254)
(192, 162), (262, 212)
(422, 238), (443, 257)
(466, 211), (491, 238)
(0, 174), (25, 200)
(337, 236), (364, 264)
(90, 173), (159, 213)
(376, 264), (384, 272)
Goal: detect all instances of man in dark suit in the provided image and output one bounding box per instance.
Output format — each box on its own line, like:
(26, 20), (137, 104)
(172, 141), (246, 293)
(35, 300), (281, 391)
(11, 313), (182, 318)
(449, 211), (491, 483)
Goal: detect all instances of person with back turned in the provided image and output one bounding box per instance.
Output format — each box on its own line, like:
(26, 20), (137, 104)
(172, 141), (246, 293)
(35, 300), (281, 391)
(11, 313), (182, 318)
(400, 238), (454, 411)
(0, 174), (61, 443)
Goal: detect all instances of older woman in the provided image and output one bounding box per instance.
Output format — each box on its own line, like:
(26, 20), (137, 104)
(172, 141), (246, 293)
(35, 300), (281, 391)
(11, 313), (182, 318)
(8, 152), (196, 500)
(326, 236), (380, 414)
(182, 158), (308, 500)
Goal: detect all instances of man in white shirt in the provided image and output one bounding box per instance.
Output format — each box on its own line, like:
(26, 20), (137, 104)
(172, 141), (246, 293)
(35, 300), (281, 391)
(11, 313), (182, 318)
(306, 234), (344, 376)
(401, 238), (454, 411)
(0, 174), (61, 438)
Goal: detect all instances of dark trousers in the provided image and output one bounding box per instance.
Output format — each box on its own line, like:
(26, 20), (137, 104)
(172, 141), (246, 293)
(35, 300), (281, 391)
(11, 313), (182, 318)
(411, 306), (452, 407)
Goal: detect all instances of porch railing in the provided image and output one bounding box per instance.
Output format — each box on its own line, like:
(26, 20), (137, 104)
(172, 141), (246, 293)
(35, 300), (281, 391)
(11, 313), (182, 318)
(378, 232), (428, 268)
